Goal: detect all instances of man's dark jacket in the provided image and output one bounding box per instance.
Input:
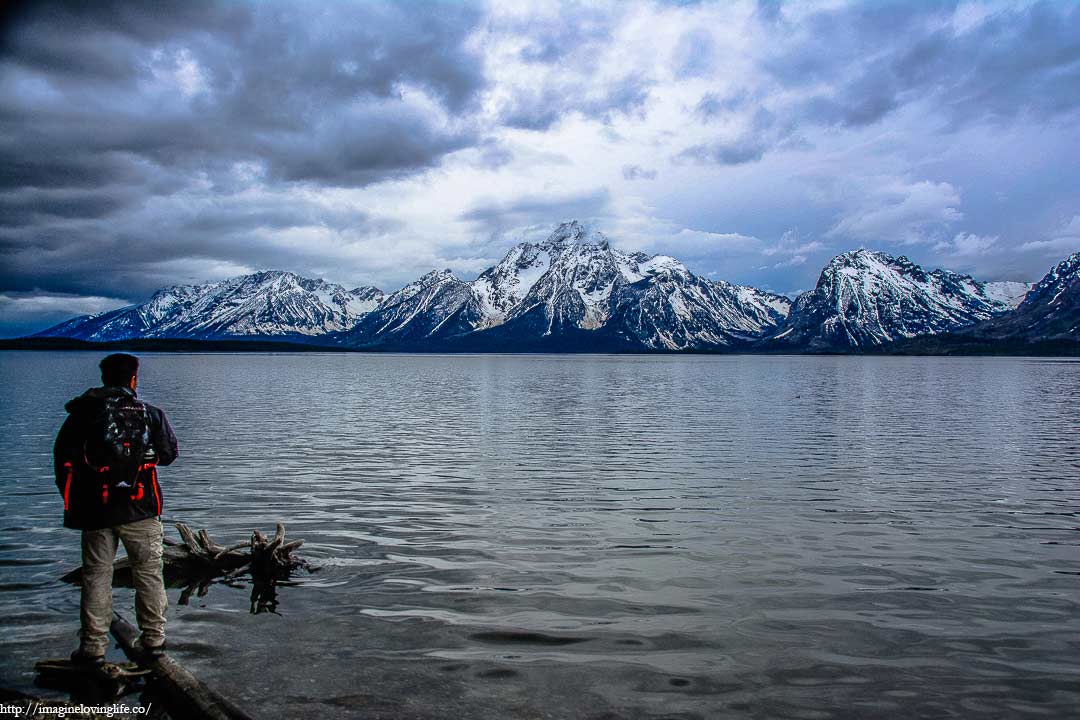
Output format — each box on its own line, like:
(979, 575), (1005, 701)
(53, 386), (178, 530)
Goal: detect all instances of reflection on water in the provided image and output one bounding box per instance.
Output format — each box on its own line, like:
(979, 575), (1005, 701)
(1, 352), (1078, 718)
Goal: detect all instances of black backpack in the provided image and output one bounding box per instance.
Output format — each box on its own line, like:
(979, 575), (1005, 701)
(83, 395), (153, 487)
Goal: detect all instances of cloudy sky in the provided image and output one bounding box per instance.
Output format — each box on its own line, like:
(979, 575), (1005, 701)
(1, 0), (1078, 336)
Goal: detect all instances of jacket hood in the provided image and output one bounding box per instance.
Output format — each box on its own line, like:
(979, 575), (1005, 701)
(64, 385), (136, 414)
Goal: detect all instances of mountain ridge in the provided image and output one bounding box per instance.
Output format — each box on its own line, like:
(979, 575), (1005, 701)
(325, 221), (792, 351)
(879, 251), (1079, 354)
(35, 270), (384, 341)
(762, 248), (1029, 351)
(31, 222), (1075, 353)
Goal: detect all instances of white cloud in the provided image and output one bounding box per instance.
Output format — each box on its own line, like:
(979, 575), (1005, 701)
(933, 231), (998, 257)
(772, 254), (808, 268)
(1015, 213), (1075, 255)
(762, 230), (826, 269)
(149, 47), (209, 98)
(762, 229), (825, 257)
(667, 228), (762, 252)
(0, 292), (129, 320)
(827, 178), (963, 244)
(1018, 215), (1080, 256)
(1019, 237), (1078, 254)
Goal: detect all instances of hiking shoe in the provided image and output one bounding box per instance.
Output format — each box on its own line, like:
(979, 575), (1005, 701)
(70, 649), (105, 667)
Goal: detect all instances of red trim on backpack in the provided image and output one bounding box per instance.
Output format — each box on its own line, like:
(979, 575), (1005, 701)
(151, 468), (161, 515)
(62, 462), (73, 512)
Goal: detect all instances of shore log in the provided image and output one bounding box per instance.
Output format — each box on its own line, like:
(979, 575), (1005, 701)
(110, 613), (256, 720)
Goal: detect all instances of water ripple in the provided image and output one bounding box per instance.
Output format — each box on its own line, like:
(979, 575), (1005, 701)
(0, 352), (1077, 719)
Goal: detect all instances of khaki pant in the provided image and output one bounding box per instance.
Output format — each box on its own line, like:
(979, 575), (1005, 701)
(79, 517), (167, 655)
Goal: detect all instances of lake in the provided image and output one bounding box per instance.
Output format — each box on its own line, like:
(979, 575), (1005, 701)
(1, 352), (1078, 719)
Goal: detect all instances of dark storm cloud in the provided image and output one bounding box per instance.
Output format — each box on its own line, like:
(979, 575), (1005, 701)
(511, 6), (615, 65)
(916, 3), (1080, 124)
(0, 188), (402, 302)
(0, 0), (486, 186)
(683, 1), (1080, 168)
(0, 0), (488, 317)
(767, 0), (1080, 129)
(2, 0), (484, 109)
(695, 90), (752, 121)
(499, 74), (651, 132)
(0, 187), (141, 226)
(181, 198), (392, 237)
(799, 59), (901, 128)
(675, 137), (769, 166)
(675, 107), (779, 166)
(264, 104), (476, 186)
(0, 1), (249, 82)
(491, 5), (652, 131)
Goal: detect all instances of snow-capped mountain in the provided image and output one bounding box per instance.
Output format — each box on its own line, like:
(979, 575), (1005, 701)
(960, 251), (1079, 342)
(481, 222), (789, 347)
(35, 271), (384, 341)
(331, 221), (791, 350)
(33, 224), (1067, 354)
(34, 224), (790, 350)
(1008, 251), (1079, 338)
(333, 269), (482, 346)
(766, 249), (1020, 351)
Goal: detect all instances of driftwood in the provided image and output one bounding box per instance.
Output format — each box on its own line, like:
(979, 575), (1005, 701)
(168, 521), (308, 586)
(111, 613), (255, 720)
(61, 521), (307, 586)
(240, 523), (307, 613)
(60, 521), (310, 613)
(224, 522), (307, 579)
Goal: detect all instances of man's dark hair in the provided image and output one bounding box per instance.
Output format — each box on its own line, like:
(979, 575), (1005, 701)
(100, 353), (139, 388)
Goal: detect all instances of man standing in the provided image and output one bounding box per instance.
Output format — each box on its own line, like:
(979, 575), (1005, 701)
(54, 353), (179, 664)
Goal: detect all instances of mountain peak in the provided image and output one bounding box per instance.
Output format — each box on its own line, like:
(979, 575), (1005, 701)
(830, 248), (893, 267)
(542, 220), (609, 249)
(545, 220), (586, 245)
(417, 268), (458, 284)
(1047, 251), (1080, 279)
(1017, 250), (1079, 311)
(244, 269), (300, 284)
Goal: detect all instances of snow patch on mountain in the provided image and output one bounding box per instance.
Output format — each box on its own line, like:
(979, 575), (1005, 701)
(985, 251), (1080, 340)
(36, 271), (384, 341)
(982, 281), (1031, 308)
(328, 221), (792, 350)
(768, 249), (1020, 350)
(463, 221), (790, 349)
(36, 222), (1059, 353)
